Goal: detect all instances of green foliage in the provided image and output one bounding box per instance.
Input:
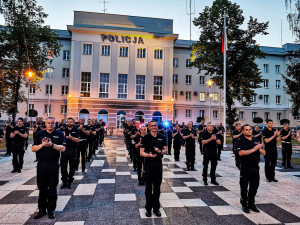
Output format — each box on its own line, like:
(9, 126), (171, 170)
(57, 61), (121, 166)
(252, 117), (263, 124)
(0, 0), (62, 120)
(196, 117), (204, 123)
(191, 0), (268, 127)
(280, 119), (290, 125)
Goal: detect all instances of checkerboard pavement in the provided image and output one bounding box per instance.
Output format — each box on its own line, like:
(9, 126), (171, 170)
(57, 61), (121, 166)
(0, 136), (300, 224)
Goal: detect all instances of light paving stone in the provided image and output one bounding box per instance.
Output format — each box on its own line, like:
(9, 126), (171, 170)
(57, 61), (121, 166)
(116, 172), (131, 175)
(0, 212), (31, 224)
(116, 157), (128, 162)
(15, 185), (37, 190)
(139, 208), (167, 218)
(181, 199), (207, 207)
(73, 175), (84, 180)
(98, 179), (116, 184)
(90, 160), (105, 167)
(171, 187), (192, 193)
(214, 191), (238, 198)
(160, 193), (180, 200)
(29, 190), (39, 197)
(115, 194), (136, 201)
(131, 175), (138, 179)
(210, 206), (241, 215)
(10, 203), (38, 213)
(184, 182), (203, 187)
(73, 184), (97, 195)
(56, 196), (72, 211)
(101, 169), (116, 172)
(0, 204), (17, 213)
(160, 199), (185, 208)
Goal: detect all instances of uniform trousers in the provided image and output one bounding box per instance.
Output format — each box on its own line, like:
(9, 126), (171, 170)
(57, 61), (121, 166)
(173, 143), (181, 161)
(76, 141), (87, 170)
(167, 141), (172, 155)
(240, 165), (260, 206)
(264, 148), (277, 180)
(87, 139), (93, 160)
(12, 143), (25, 170)
(186, 145), (195, 169)
(60, 148), (76, 184)
(202, 153), (218, 182)
(5, 136), (13, 154)
(282, 143), (292, 167)
(137, 151), (144, 183)
(233, 142), (241, 168)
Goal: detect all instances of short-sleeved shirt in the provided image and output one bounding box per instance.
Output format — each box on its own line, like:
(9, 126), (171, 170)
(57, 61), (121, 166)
(232, 129), (243, 143)
(0, 129), (4, 139)
(183, 128), (197, 147)
(33, 130), (65, 161)
(127, 125), (133, 140)
(201, 131), (220, 156)
(87, 125), (95, 140)
(65, 127), (80, 148)
(131, 126), (138, 137)
(34, 122), (45, 134)
(132, 134), (141, 148)
(167, 130), (173, 143)
(173, 130), (182, 145)
(237, 137), (260, 166)
(253, 130), (262, 142)
(92, 124), (98, 135)
(24, 122), (30, 128)
(262, 128), (277, 149)
(58, 123), (67, 132)
(78, 125), (90, 140)
(5, 122), (16, 136)
(280, 129), (291, 143)
(12, 126), (28, 144)
(140, 133), (167, 162)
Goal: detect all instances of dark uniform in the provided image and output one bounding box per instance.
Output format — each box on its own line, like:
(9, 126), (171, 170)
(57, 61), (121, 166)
(99, 122), (106, 146)
(141, 133), (166, 212)
(166, 128), (173, 155)
(76, 125), (90, 172)
(61, 127), (80, 186)
(131, 126), (139, 170)
(198, 124), (205, 154)
(95, 123), (100, 147)
(0, 129), (4, 140)
(232, 129), (244, 169)
(173, 130), (182, 161)
(57, 123), (67, 132)
(262, 128), (278, 181)
(133, 133), (144, 184)
(33, 122), (46, 140)
(183, 128), (197, 170)
(4, 121), (16, 155)
(87, 124), (95, 161)
(92, 123), (98, 155)
(237, 137), (261, 207)
(11, 126), (28, 172)
(127, 125), (133, 161)
(280, 129), (293, 168)
(213, 127), (224, 160)
(253, 130), (262, 143)
(23, 121), (30, 150)
(201, 131), (221, 182)
(34, 130), (65, 213)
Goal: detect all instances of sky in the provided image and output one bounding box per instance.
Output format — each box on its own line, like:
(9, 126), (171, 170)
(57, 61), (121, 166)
(0, 0), (296, 47)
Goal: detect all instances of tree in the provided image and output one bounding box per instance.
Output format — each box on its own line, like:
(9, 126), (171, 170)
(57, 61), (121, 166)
(0, 0), (62, 120)
(25, 109), (38, 117)
(285, 0), (300, 41)
(252, 117), (263, 124)
(280, 119), (290, 125)
(191, 0), (268, 128)
(196, 117), (204, 123)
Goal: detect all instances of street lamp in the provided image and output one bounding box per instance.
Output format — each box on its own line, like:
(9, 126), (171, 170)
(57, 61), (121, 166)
(171, 98), (174, 123)
(68, 94), (72, 116)
(26, 71), (34, 123)
(206, 79), (214, 122)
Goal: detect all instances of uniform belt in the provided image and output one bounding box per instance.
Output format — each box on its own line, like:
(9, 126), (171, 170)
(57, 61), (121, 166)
(38, 159), (59, 164)
(282, 141), (291, 144)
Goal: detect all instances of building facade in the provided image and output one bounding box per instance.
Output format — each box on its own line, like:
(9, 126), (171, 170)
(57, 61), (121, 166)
(10, 11), (300, 129)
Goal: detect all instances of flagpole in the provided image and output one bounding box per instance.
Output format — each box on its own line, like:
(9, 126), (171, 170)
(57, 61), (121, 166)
(223, 12), (227, 149)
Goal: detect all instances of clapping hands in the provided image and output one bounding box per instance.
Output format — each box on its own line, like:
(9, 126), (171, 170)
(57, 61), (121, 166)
(42, 137), (52, 147)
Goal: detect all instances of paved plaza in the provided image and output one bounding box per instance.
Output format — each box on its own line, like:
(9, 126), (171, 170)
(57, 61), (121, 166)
(0, 135), (300, 224)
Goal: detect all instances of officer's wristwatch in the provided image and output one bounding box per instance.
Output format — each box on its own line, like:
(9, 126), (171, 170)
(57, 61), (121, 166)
(51, 143), (54, 148)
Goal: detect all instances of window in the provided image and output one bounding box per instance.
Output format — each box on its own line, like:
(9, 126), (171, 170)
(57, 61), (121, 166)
(263, 64), (269, 73)
(174, 109), (178, 117)
(276, 80), (280, 88)
(102, 45), (110, 56)
(263, 79), (269, 88)
(199, 110), (205, 117)
(239, 111), (244, 120)
(119, 47), (128, 57)
(61, 86), (68, 95)
(275, 65), (280, 73)
(154, 49), (163, 59)
(265, 112), (270, 120)
(173, 91), (178, 100)
(153, 76), (163, 100)
(186, 75), (192, 84)
(173, 74), (178, 84)
(44, 105), (51, 114)
(45, 67), (53, 77)
(213, 111), (218, 119)
(186, 109), (191, 118)
(63, 50), (70, 60)
(199, 92), (205, 101)
(99, 73), (109, 98)
(276, 95), (281, 104)
(61, 105), (67, 114)
(294, 113), (300, 120)
(136, 75), (145, 99)
(252, 112), (257, 119)
(62, 68), (69, 78)
(264, 95), (269, 104)
(29, 104), (34, 110)
(46, 85), (52, 95)
(80, 72), (91, 97)
(239, 97), (244, 103)
(277, 113), (282, 121)
(83, 44), (92, 55)
(47, 49), (54, 59)
(137, 48), (146, 58)
(213, 93), (218, 101)
(29, 84), (36, 94)
(250, 81), (255, 86)
(186, 59), (192, 68)
(118, 74), (128, 99)
(200, 76), (205, 85)
(186, 91), (191, 101)
(251, 94), (257, 103)
(173, 58), (178, 67)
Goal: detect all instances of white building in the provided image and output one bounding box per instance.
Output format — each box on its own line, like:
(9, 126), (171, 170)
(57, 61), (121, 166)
(10, 11), (300, 129)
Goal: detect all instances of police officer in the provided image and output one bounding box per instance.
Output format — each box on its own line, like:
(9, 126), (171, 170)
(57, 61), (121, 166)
(183, 122), (198, 171)
(262, 119), (280, 182)
(24, 118), (31, 150)
(86, 119), (96, 162)
(57, 119), (67, 132)
(280, 122), (294, 169)
(127, 120), (134, 161)
(166, 125), (173, 155)
(91, 119), (98, 155)
(140, 120), (167, 217)
(131, 120), (139, 171)
(60, 118), (80, 189)
(214, 123), (224, 161)
(232, 123), (243, 170)
(198, 121), (206, 154)
(32, 117), (65, 219)
(99, 119), (106, 147)
(75, 118), (90, 172)
(173, 124), (183, 161)
(253, 125), (262, 143)
(10, 118), (28, 173)
(33, 117), (46, 162)
(237, 124), (265, 213)
(180, 122), (186, 147)
(201, 122), (221, 185)
(134, 126), (147, 185)
(0, 127), (4, 143)
(3, 117), (16, 155)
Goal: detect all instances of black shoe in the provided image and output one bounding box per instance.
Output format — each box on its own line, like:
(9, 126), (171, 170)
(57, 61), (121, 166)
(34, 159), (38, 162)
(82, 169), (85, 173)
(211, 181), (219, 186)
(242, 205), (250, 213)
(287, 166), (294, 169)
(60, 183), (67, 189)
(133, 168), (137, 171)
(154, 210), (161, 217)
(67, 182), (72, 189)
(191, 168), (197, 171)
(248, 204), (260, 213)
(204, 181), (208, 186)
(75, 168), (78, 171)
(138, 181), (144, 186)
(271, 178), (278, 182)
(146, 211), (152, 217)
(282, 166), (287, 169)
(48, 211), (55, 219)
(34, 211), (46, 219)
(186, 168), (190, 171)
(267, 179), (272, 182)
(218, 159), (221, 161)
(11, 170), (17, 173)
(18, 169), (22, 173)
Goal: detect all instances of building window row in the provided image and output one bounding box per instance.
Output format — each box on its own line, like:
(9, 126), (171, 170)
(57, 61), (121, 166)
(263, 64), (281, 73)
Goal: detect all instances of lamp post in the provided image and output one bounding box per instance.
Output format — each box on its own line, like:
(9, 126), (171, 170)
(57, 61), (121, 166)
(171, 98), (174, 123)
(206, 79), (214, 122)
(47, 60), (53, 117)
(68, 94), (72, 116)
(26, 71), (34, 121)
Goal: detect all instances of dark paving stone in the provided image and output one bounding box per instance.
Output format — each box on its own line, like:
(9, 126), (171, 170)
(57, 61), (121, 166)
(57, 208), (88, 221)
(205, 186), (229, 192)
(23, 196), (39, 203)
(188, 206), (217, 218)
(24, 176), (37, 185)
(86, 208), (114, 220)
(172, 171), (188, 174)
(114, 206), (140, 220)
(90, 200), (114, 210)
(80, 179), (99, 184)
(167, 181), (186, 187)
(221, 215), (256, 225)
(0, 190), (34, 204)
(141, 218), (171, 225)
(25, 211), (62, 224)
(85, 220), (114, 225)
(201, 196), (229, 206)
(168, 216), (199, 225)
(0, 180), (9, 185)
(114, 219), (143, 225)
(190, 186), (214, 192)
(176, 192), (199, 199)
(194, 216), (229, 225)
(164, 207), (193, 218)
(256, 203), (300, 223)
